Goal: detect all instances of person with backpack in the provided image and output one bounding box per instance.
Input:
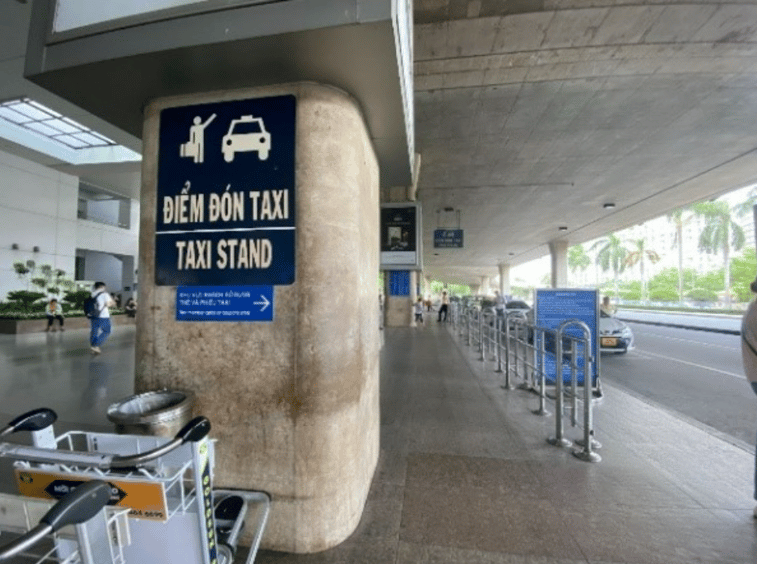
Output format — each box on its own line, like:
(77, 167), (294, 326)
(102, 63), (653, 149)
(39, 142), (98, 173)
(86, 281), (115, 355)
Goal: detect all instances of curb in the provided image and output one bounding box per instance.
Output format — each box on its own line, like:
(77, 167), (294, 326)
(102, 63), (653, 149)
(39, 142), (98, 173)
(617, 317), (740, 336)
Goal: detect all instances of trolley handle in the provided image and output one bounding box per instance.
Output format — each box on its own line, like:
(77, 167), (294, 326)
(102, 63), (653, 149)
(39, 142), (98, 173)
(110, 416), (211, 469)
(0, 480), (111, 562)
(0, 408), (57, 438)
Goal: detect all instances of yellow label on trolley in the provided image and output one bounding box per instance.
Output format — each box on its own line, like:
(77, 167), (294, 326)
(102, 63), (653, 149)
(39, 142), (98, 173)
(15, 468), (169, 522)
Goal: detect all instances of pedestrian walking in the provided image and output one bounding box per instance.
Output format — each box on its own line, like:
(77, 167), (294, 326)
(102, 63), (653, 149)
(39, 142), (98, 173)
(87, 282), (115, 355)
(740, 277), (757, 518)
(414, 296), (424, 326)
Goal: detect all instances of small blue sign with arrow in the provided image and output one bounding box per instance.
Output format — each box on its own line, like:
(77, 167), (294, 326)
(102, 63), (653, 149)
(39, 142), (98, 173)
(176, 286), (274, 322)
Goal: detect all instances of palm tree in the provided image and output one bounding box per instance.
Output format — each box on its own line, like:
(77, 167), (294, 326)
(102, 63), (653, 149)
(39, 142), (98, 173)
(568, 244), (591, 286)
(693, 200), (745, 308)
(624, 238), (660, 303)
(590, 234), (628, 300)
(733, 186), (757, 219)
(667, 207), (692, 304)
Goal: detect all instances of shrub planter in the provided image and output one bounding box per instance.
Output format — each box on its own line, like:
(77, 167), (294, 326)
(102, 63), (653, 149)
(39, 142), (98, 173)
(0, 315), (136, 334)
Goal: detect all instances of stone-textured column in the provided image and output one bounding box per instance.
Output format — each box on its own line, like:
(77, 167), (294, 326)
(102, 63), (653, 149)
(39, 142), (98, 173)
(136, 83), (379, 553)
(549, 240), (569, 288)
(498, 263), (510, 297)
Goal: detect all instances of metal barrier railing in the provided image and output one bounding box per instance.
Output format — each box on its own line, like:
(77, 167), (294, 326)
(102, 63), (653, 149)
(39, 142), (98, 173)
(449, 306), (601, 463)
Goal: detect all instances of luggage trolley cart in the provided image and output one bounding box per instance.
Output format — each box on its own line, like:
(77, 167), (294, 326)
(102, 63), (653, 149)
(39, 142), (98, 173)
(0, 409), (270, 564)
(0, 480), (129, 564)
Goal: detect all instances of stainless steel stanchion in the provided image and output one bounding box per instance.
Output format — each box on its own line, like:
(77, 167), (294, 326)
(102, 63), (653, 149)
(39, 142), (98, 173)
(532, 327), (550, 416)
(495, 316), (503, 374)
(478, 310), (485, 360)
(547, 321), (572, 448)
(502, 314), (513, 389)
(574, 328), (602, 460)
(466, 309), (472, 346)
(570, 339), (578, 428)
(515, 316), (531, 390)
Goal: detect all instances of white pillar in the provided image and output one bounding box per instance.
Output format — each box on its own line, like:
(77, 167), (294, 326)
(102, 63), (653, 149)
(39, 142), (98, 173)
(480, 276), (490, 296)
(549, 240), (569, 288)
(498, 263), (510, 296)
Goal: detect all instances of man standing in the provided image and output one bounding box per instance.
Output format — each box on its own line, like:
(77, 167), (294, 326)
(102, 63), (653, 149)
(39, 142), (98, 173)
(89, 282), (115, 355)
(438, 291), (450, 323)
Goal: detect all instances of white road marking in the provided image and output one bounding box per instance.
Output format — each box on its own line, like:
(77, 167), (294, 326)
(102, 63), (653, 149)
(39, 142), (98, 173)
(631, 348), (746, 380)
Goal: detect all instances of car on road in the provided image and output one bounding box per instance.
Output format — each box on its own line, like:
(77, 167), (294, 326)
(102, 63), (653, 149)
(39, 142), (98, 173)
(599, 310), (634, 354)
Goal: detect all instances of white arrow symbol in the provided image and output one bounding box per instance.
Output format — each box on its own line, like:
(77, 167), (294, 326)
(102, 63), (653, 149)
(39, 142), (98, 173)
(254, 295), (270, 311)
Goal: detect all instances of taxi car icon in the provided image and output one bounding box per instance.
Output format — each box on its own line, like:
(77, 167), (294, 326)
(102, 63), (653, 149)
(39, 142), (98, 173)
(222, 115), (271, 162)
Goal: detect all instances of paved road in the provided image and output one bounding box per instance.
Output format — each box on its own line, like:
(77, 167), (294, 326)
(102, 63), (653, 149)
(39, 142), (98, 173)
(600, 317), (757, 450)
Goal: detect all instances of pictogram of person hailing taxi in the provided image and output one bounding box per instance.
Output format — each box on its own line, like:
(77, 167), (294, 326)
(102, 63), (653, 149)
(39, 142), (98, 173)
(180, 113), (217, 164)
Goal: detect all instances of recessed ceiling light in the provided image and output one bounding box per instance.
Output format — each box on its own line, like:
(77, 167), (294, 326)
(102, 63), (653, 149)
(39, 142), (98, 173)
(558, 226), (568, 231)
(603, 203), (616, 209)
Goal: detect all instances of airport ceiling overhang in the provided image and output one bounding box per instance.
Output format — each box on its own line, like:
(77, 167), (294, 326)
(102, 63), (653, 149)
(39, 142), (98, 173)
(3, 1), (757, 286)
(23, 0), (414, 187)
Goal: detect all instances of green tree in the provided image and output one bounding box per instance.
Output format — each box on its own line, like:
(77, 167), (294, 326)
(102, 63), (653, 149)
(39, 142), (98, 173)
(591, 233), (628, 300)
(667, 207), (692, 304)
(696, 269), (725, 295)
(730, 247), (757, 302)
(693, 200), (745, 307)
(12, 259), (36, 290)
(624, 238), (660, 303)
(648, 285), (679, 302)
(648, 267), (697, 302)
(568, 244), (591, 286)
(618, 280), (641, 302)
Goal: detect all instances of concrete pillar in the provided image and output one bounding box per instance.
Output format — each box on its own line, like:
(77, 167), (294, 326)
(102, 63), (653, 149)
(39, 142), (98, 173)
(498, 263), (511, 297)
(136, 83), (379, 553)
(480, 276), (490, 297)
(549, 240), (569, 288)
(384, 270), (414, 327)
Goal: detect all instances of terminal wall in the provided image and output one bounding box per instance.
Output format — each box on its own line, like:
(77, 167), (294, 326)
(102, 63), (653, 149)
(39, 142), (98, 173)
(0, 148), (140, 301)
(0, 149), (77, 300)
(136, 83), (380, 553)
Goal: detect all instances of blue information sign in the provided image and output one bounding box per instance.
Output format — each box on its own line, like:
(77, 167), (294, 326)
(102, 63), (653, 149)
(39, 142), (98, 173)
(388, 271), (410, 296)
(534, 289), (599, 386)
(433, 229), (463, 248)
(156, 95), (296, 286)
(176, 286), (273, 322)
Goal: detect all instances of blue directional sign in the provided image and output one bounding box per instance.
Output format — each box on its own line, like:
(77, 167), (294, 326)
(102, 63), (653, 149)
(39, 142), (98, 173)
(534, 289), (599, 386)
(156, 95), (295, 287)
(434, 229), (463, 248)
(176, 286), (273, 322)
